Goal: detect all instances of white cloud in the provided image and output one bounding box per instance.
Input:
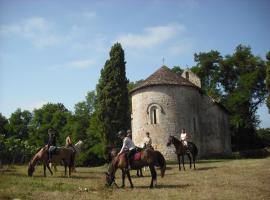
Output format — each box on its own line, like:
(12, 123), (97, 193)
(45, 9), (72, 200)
(115, 23), (186, 49)
(66, 59), (95, 69)
(0, 17), (63, 48)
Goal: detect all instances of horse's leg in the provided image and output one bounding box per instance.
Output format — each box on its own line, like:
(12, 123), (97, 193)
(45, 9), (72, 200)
(149, 165), (157, 188)
(136, 169), (139, 177)
(177, 155), (181, 171)
(54, 164), (57, 172)
(193, 153), (196, 169)
(181, 155), (185, 171)
(140, 168), (143, 177)
(121, 169), (126, 188)
(63, 160), (67, 176)
(126, 169), (134, 188)
(68, 164), (71, 177)
(187, 153), (192, 169)
(45, 162), (53, 175)
(43, 163), (46, 177)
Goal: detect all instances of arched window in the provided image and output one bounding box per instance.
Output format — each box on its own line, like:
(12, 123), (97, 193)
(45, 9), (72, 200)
(185, 71), (189, 80)
(147, 103), (163, 125)
(150, 106), (158, 124)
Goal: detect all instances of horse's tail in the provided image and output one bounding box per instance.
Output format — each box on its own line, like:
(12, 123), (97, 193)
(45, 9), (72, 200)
(155, 150), (166, 178)
(190, 142), (198, 160)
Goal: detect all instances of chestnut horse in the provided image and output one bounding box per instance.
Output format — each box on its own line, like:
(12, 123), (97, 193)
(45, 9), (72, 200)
(28, 146), (75, 177)
(167, 136), (198, 170)
(106, 148), (166, 188)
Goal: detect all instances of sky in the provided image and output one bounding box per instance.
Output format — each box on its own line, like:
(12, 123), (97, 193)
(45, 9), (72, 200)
(0, 0), (269, 128)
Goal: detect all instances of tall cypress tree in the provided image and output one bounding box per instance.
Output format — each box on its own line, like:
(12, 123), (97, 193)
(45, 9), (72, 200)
(96, 43), (130, 154)
(266, 51), (270, 113)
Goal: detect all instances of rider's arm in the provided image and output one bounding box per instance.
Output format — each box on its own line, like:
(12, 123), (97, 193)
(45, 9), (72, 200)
(118, 138), (127, 155)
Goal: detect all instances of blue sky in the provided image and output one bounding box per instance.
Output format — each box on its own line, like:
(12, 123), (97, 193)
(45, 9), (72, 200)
(0, 0), (269, 127)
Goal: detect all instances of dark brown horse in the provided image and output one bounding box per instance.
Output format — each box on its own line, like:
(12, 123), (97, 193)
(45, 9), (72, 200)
(28, 145), (75, 177)
(106, 148), (166, 188)
(167, 136), (198, 171)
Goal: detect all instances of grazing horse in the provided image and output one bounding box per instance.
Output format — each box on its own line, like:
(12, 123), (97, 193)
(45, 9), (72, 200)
(51, 140), (83, 171)
(28, 146), (75, 177)
(167, 136), (198, 171)
(106, 148), (166, 188)
(108, 148), (156, 178)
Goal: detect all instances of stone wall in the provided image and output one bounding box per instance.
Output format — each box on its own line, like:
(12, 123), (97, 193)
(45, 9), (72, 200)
(181, 69), (201, 88)
(131, 84), (231, 160)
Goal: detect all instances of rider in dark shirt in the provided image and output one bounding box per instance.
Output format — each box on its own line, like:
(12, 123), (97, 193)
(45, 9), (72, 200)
(47, 128), (56, 160)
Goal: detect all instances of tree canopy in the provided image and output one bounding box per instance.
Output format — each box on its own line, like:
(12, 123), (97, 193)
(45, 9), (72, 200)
(191, 45), (268, 150)
(96, 43), (130, 155)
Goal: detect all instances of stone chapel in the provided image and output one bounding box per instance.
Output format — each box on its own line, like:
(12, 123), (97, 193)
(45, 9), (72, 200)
(130, 66), (231, 160)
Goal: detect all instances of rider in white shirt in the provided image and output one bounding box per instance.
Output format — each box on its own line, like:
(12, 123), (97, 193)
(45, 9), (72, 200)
(180, 128), (191, 149)
(143, 132), (153, 149)
(117, 130), (136, 169)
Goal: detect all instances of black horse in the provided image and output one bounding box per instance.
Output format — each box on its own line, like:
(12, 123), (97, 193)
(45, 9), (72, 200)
(167, 136), (198, 170)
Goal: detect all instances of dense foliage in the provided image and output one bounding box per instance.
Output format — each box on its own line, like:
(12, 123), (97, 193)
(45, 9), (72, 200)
(96, 43), (130, 156)
(191, 45), (268, 150)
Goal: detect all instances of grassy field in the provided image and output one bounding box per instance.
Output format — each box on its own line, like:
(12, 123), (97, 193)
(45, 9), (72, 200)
(0, 158), (270, 200)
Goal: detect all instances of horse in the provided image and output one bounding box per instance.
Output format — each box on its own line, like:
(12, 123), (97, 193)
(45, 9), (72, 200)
(105, 148), (166, 188)
(167, 136), (198, 171)
(28, 145), (75, 177)
(108, 147), (144, 177)
(50, 140), (83, 171)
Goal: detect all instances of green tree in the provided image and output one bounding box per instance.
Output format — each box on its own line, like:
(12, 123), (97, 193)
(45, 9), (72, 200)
(192, 45), (267, 150)
(266, 51), (270, 113)
(0, 113), (9, 137)
(193, 50), (222, 100)
(96, 43), (130, 155)
(171, 66), (184, 75)
(29, 103), (70, 146)
(8, 109), (32, 139)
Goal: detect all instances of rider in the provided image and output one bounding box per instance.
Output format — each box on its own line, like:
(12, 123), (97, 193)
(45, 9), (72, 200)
(127, 129), (132, 139)
(143, 132), (153, 149)
(117, 130), (136, 170)
(180, 128), (191, 151)
(47, 128), (56, 160)
(65, 134), (76, 152)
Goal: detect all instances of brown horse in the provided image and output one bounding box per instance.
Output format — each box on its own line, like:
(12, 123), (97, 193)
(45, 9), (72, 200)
(167, 136), (198, 171)
(28, 146), (75, 177)
(105, 148), (166, 188)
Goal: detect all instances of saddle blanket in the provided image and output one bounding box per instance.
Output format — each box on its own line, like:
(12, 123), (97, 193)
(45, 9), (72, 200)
(133, 152), (142, 161)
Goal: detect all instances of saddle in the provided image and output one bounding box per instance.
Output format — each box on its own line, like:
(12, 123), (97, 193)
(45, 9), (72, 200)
(49, 146), (59, 155)
(132, 151), (143, 161)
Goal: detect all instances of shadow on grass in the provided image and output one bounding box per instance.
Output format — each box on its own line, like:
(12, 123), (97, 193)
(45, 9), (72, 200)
(70, 175), (100, 180)
(195, 166), (217, 171)
(131, 175), (152, 178)
(197, 159), (232, 164)
(134, 184), (191, 189)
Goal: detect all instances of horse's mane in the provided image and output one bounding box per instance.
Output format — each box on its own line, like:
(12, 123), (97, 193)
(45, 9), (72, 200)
(170, 135), (181, 144)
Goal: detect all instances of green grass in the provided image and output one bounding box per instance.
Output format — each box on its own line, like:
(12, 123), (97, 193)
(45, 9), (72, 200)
(0, 158), (270, 200)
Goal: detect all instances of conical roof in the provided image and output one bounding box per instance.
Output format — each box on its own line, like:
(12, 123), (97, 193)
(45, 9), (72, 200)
(130, 66), (197, 93)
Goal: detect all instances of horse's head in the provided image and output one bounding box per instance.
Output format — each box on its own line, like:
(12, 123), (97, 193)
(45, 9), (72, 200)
(105, 172), (115, 186)
(28, 161), (35, 177)
(105, 161), (117, 186)
(167, 136), (174, 147)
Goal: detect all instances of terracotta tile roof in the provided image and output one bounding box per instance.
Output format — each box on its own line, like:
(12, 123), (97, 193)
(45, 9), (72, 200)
(130, 66), (198, 93)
